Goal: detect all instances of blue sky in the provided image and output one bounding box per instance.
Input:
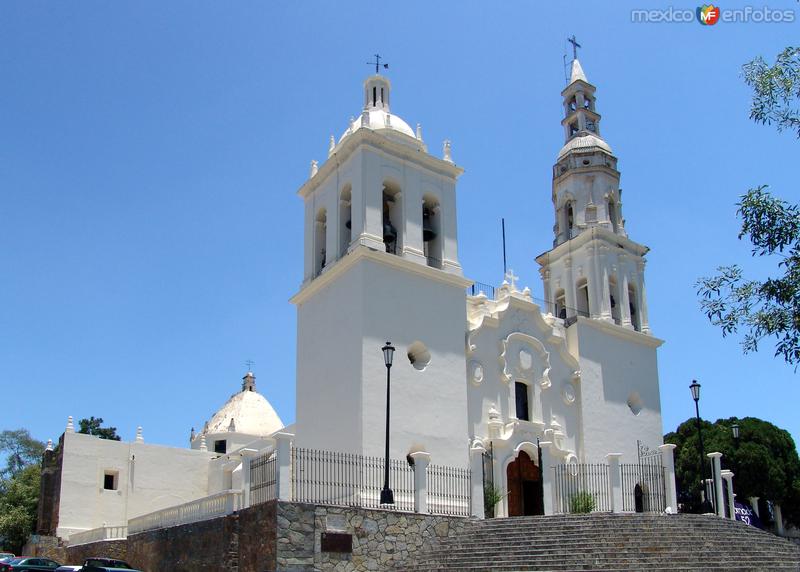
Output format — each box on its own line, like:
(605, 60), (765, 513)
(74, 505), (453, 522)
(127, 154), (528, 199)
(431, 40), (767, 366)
(1, 1), (798, 453)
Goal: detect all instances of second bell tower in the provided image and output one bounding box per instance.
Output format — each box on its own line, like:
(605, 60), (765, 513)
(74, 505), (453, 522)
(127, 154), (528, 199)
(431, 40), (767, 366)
(291, 71), (471, 468)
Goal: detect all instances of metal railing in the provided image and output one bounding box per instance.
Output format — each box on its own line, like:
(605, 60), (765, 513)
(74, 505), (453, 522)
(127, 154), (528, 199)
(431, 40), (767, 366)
(621, 462), (666, 513)
(467, 282), (496, 299)
(128, 490), (241, 535)
(291, 447), (416, 512)
(250, 450), (277, 505)
(68, 525), (128, 545)
(553, 463), (611, 514)
(427, 463), (471, 516)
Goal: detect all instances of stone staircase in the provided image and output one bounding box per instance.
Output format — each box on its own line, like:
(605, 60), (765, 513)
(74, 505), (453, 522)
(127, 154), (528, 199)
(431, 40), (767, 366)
(400, 513), (800, 571)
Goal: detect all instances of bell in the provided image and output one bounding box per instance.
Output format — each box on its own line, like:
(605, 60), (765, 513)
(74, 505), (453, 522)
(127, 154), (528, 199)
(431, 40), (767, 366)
(383, 220), (397, 244)
(422, 208), (437, 242)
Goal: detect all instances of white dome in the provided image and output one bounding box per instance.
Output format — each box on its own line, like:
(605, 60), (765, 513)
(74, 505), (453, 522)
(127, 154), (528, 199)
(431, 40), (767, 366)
(339, 109), (417, 144)
(558, 133), (612, 159)
(203, 388), (284, 438)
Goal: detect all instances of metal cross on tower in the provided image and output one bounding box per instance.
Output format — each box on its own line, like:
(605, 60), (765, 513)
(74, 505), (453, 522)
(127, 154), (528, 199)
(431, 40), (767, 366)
(567, 35), (581, 60)
(367, 54), (389, 75)
(245, 359), (255, 371)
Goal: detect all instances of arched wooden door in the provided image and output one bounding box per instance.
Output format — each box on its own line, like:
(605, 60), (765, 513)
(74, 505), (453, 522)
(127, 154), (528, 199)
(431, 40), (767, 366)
(506, 451), (544, 516)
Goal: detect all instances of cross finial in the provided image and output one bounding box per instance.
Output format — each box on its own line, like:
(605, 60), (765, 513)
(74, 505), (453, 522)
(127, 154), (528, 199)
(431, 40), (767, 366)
(568, 35), (581, 60)
(367, 54), (389, 75)
(245, 359), (255, 372)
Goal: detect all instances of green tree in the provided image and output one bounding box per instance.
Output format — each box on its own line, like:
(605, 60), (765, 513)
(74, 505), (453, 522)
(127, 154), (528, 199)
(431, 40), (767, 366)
(78, 416), (121, 441)
(665, 416), (800, 525)
(0, 465), (40, 554)
(0, 430), (44, 553)
(697, 47), (800, 367)
(743, 47), (800, 137)
(0, 429), (45, 479)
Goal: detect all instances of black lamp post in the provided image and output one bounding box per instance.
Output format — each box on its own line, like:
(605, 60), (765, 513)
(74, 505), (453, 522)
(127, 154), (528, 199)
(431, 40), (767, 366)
(690, 380), (713, 513)
(380, 341), (396, 505)
(731, 423), (740, 441)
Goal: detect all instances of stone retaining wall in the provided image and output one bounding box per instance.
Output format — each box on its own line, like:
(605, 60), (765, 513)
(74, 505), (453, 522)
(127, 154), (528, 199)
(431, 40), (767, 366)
(26, 501), (466, 571)
(66, 539), (127, 565)
(277, 503), (468, 572)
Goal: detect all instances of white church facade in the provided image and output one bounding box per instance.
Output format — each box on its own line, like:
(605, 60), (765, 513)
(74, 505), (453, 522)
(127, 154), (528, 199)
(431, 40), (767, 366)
(38, 55), (670, 540)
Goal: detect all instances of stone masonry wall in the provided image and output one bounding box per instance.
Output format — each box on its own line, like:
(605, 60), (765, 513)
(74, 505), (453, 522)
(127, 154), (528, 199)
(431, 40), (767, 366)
(66, 539), (127, 565)
(276, 502), (469, 572)
(127, 515), (236, 572)
(27, 501), (464, 571)
(237, 500), (277, 572)
(22, 535), (67, 564)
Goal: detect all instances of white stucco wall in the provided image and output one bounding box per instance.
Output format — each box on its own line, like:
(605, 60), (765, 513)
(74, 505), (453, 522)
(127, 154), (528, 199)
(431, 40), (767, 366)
(295, 251), (470, 469)
(56, 432), (214, 539)
(567, 317), (664, 463)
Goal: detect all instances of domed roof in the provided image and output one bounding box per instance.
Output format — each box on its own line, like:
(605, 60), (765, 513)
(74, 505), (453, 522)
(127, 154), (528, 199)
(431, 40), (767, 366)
(558, 132), (612, 159)
(201, 373), (284, 438)
(335, 74), (423, 151)
(338, 109), (416, 143)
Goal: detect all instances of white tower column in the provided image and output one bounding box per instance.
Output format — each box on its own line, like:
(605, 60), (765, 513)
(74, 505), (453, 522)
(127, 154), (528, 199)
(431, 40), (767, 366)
(721, 470), (735, 520)
(621, 274), (632, 328)
(707, 452), (725, 517)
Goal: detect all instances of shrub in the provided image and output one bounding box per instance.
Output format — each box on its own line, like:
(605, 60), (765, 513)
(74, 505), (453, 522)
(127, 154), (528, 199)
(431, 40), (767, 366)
(569, 491), (595, 514)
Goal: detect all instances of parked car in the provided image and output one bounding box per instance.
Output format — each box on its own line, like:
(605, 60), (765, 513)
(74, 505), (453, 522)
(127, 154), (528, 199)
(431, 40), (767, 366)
(0, 555), (14, 562)
(81, 560), (133, 570)
(0, 557), (61, 570)
(53, 567), (81, 572)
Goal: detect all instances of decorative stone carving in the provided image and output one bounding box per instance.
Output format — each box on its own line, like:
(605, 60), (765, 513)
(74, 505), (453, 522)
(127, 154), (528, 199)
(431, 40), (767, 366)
(499, 332), (552, 389)
(562, 381), (576, 405)
(469, 361), (484, 385)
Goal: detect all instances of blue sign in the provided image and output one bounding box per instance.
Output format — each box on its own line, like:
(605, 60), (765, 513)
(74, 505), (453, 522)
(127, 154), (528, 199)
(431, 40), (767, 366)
(734, 501), (764, 529)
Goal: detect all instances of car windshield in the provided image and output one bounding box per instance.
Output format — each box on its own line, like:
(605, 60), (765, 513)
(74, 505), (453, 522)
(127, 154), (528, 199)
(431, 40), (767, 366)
(8, 558), (25, 564)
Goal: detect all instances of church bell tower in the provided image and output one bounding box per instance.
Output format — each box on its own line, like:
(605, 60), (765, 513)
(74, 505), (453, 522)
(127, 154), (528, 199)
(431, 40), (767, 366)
(536, 57), (650, 334)
(535, 53), (663, 463)
(291, 68), (471, 468)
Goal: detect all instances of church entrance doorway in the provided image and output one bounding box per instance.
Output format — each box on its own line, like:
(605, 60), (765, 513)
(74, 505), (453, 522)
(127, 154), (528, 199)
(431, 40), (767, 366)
(506, 451), (544, 516)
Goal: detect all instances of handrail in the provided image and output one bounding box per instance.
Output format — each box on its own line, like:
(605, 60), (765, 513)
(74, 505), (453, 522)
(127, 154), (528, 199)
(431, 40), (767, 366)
(128, 490), (241, 535)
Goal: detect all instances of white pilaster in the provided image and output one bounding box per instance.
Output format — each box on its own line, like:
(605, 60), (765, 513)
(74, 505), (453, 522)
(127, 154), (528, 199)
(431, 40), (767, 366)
(659, 444), (678, 513)
(774, 504), (785, 536)
(539, 441), (556, 516)
(410, 451), (431, 514)
(275, 432), (293, 502)
(606, 453), (622, 513)
(720, 470), (735, 520)
(707, 452), (724, 517)
(469, 443), (486, 519)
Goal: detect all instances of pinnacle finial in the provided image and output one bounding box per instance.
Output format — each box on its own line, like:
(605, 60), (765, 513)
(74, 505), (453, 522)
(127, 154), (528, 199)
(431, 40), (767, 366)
(66, 416), (75, 433)
(328, 135), (335, 157)
(310, 160), (318, 178)
(46, 439), (54, 452)
(416, 123), (423, 141)
(443, 140), (453, 163)
(199, 434), (207, 452)
(136, 426), (144, 443)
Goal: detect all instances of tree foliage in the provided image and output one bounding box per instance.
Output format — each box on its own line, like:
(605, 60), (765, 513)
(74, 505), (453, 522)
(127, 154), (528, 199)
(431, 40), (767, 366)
(0, 429), (45, 479)
(697, 46), (800, 366)
(743, 46), (800, 137)
(78, 416), (120, 441)
(0, 465), (40, 553)
(697, 187), (800, 366)
(0, 430), (44, 553)
(665, 416), (800, 525)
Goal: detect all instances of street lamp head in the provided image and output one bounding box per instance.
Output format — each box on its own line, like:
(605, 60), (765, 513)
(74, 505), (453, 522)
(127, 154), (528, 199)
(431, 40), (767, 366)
(382, 341), (395, 368)
(732, 423), (740, 440)
(689, 380), (701, 402)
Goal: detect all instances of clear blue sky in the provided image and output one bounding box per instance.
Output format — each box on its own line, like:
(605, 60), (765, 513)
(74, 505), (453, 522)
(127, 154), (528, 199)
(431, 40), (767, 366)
(1, 1), (798, 453)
